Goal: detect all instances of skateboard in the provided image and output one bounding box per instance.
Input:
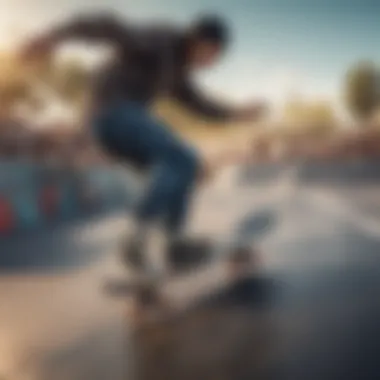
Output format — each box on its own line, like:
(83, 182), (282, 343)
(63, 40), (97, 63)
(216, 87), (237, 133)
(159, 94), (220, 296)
(102, 208), (277, 322)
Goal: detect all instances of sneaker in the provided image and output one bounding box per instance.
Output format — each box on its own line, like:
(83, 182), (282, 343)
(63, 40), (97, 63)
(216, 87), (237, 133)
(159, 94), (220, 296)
(121, 226), (167, 277)
(121, 236), (146, 271)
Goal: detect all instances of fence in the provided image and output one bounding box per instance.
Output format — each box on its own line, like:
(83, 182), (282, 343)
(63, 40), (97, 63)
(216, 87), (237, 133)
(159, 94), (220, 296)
(240, 159), (380, 186)
(0, 161), (135, 237)
(2, 158), (380, 237)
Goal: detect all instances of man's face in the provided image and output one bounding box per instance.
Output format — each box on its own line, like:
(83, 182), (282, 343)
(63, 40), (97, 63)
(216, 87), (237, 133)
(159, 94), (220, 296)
(188, 40), (223, 69)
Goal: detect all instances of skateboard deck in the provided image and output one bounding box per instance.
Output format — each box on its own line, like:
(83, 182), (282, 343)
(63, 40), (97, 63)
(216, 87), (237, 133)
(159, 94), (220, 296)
(102, 208), (277, 321)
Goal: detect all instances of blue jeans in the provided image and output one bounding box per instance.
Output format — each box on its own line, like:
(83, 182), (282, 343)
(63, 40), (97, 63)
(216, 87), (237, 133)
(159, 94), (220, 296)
(94, 101), (200, 234)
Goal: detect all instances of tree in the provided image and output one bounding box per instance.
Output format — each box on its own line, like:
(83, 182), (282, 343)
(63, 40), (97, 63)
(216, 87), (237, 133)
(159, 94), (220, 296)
(48, 59), (91, 108)
(0, 54), (37, 119)
(4, 54), (91, 121)
(344, 61), (380, 122)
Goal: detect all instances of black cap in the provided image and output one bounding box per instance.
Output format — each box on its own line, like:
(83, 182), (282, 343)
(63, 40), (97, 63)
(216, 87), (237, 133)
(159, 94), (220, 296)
(190, 15), (229, 47)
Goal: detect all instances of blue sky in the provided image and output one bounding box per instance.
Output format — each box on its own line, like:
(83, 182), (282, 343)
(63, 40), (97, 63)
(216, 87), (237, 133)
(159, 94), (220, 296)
(1, 0), (379, 107)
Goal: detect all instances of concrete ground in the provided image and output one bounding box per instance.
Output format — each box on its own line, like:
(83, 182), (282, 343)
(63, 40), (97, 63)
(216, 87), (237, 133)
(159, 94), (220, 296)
(1, 167), (380, 380)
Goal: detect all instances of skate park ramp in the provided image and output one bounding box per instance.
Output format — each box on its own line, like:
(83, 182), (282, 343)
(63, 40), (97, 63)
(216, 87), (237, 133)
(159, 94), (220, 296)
(1, 162), (380, 380)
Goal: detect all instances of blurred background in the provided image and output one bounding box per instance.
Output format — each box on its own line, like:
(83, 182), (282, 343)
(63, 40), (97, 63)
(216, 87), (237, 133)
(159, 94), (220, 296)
(0, 0), (379, 166)
(1, 1), (380, 380)
(1, 0), (380, 235)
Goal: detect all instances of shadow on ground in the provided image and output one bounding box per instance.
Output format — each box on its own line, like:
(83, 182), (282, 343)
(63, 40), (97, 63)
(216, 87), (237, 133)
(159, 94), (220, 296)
(133, 275), (278, 380)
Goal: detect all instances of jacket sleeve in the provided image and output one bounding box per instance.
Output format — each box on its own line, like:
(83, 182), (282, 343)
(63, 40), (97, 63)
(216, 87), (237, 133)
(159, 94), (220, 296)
(49, 13), (133, 47)
(171, 79), (237, 121)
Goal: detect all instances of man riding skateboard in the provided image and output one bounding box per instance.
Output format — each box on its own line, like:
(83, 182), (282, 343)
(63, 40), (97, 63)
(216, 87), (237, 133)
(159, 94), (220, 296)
(21, 13), (266, 272)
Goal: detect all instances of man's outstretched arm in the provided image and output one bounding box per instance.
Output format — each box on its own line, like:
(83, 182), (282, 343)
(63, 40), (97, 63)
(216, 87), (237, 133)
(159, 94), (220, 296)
(21, 13), (132, 59)
(172, 79), (266, 123)
(172, 79), (236, 121)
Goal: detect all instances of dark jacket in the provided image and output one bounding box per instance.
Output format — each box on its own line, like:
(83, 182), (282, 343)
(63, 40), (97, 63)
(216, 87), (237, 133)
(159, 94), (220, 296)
(51, 14), (236, 120)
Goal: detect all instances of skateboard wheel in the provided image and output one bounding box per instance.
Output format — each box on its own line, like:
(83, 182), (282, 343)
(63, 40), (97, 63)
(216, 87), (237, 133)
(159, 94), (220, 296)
(230, 246), (253, 265)
(129, 288), (171, 326)
(136, 286), (159, 306)
(226, 245), (260, 278)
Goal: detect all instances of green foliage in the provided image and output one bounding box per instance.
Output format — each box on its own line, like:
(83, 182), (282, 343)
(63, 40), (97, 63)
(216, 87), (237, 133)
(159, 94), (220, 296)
(48, 59), (91, 105)
(344, 61), (380, 121)
(0, 55), (35, 117)
(0, 52), (91, 120)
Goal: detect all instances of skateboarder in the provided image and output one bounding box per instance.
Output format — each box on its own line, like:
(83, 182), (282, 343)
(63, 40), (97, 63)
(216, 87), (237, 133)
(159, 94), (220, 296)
(21, 13), (267, 271)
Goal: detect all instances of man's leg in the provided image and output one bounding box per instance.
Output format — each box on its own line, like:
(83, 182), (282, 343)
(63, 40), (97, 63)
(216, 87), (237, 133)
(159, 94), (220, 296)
(133, 141), (201, 273)
(94, 102), (201, 268)
(137, 144), (199, 236)
(163, 148), (199, 236)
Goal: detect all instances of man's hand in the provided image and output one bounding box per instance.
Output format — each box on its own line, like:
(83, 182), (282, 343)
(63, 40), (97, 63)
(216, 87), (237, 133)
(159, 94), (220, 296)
(235, 101), (268, 123)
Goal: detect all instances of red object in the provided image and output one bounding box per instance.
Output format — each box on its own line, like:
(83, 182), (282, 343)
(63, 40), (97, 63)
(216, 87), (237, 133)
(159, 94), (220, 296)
(0, 196), (14, 234)
(40, 186), (60, 217)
